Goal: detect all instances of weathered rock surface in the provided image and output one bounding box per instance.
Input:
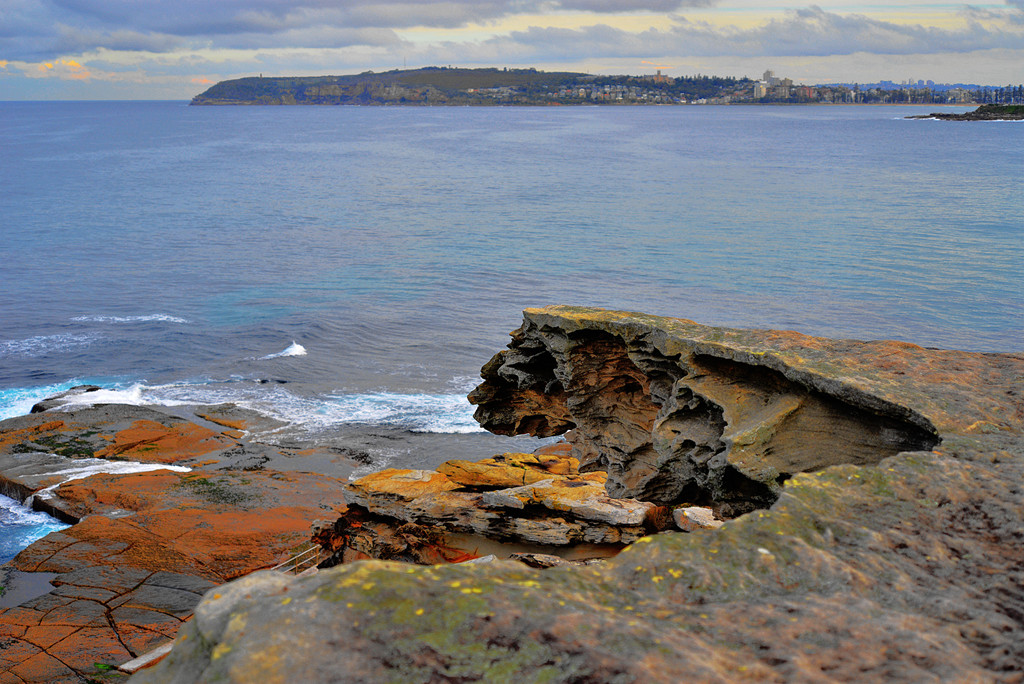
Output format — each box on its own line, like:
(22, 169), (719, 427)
(132, 307), (1024, 683)
(338, 448), (661, 553)
(0, 402), (352, 683)
(470, 307), (953, 516)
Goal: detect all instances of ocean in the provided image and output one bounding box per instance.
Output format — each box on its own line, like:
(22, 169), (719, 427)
(1, 101), (1021, 562)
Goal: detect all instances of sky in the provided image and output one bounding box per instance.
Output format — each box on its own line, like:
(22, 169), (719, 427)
(1, 0), (1022, 99)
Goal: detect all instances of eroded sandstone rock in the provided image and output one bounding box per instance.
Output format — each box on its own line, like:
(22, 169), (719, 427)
(470, 307), (943, 515)
(337, 458), (655, 550)
(437, 451), (580, 488)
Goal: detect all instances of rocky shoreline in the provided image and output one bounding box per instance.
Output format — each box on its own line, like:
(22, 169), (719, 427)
(3, 306), (1024, 682)
(0, 399), (355, 681)
(906, 103), (1024, 120)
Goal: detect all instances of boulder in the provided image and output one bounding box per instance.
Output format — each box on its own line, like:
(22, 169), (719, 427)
(479, 476), (652, 526)
(673, 506), (723, 531)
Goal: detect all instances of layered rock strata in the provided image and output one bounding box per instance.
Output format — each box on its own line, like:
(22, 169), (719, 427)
(319, 449), (709, 565)
(132, 307), (1024, 683)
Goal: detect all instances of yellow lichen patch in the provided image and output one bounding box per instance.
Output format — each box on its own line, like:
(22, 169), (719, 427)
(212, 643), (233, 660)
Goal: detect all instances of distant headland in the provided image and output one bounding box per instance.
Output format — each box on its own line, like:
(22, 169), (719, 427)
(906, 104), (1024, 120)
(190, 66), (1024, 107)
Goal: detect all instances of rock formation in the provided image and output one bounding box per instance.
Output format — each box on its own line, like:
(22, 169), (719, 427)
(316, 447), (706, 566)
(130, 307), (1024, 683)
(470, 307), (940, 516)
(906, 103), (1024, 120)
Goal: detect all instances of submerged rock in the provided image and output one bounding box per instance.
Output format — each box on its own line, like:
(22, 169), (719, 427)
(132, 307), (1024, 683)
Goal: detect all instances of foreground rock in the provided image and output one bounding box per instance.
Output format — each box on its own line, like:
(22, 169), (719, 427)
(317, 448), (702, 565)
(132, 307), (1024, 683)
(0, 402), (352, 682)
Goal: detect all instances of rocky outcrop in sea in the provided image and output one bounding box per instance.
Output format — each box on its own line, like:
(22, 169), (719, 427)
(907, 103), (1024, 120)
(125, 306), (1024, 682)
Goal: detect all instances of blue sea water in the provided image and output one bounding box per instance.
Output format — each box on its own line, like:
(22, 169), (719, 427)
(1, 101), (1021, 560)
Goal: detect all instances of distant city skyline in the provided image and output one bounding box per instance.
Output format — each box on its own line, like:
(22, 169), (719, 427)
(1, 0), (1022, 100)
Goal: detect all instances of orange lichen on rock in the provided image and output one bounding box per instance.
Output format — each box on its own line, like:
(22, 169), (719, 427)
(195, 411), (248, 431)
(93, 420), (236, 463)
(0, 420), (66, 449)
(346, 469), (461, 502)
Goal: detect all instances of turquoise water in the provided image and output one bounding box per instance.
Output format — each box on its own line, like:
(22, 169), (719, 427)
(1, 102), (1021, 557)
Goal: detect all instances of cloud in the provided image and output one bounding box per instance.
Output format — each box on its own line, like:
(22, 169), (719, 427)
(23, 56), (94, 79)
(492, 6), (1024, 61)
(557, 0), (716, 10)
(0, 0), (729, 61)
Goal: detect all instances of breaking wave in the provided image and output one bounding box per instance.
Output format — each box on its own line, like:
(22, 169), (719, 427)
(259, 342), (307, 360)
(4, 380), (482, 435)
(0, 494), (70, 565)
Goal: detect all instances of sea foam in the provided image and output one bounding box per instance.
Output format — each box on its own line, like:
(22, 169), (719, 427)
(321, 391), (482, 434)
(0, 381), (111, 421)
(26, 458), (191, 503)
(0, 494), (70, 564)
(259, 342), (308, 360)
(71, 314), (190, 323)
(4, 376), (482, 439)
(0, 334), (97, 358)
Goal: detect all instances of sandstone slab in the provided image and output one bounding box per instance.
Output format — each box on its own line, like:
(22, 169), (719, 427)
(437, 451), (581, 488)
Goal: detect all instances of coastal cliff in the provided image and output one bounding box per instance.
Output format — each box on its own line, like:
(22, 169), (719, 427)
(130, 307), (1024, 683)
